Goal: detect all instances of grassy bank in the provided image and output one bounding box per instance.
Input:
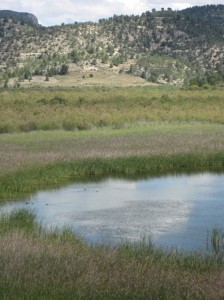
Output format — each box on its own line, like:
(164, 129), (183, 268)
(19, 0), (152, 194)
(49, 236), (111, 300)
(1, 86), (223, 182)
(1, 152), (224, 202)
(1, 122), (224, 202)
(1, 209), (224, 299)
(1, 123), (224, 174)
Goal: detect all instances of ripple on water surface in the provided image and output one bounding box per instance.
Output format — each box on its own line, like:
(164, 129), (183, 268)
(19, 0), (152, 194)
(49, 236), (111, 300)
(2, 172), (224, 251)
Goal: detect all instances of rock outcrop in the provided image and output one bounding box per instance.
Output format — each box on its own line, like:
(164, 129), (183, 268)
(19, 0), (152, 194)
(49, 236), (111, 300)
(0, 10), (38, 26)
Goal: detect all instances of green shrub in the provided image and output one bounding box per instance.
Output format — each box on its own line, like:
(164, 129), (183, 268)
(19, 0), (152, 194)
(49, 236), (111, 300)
(49, 96), (67, 105)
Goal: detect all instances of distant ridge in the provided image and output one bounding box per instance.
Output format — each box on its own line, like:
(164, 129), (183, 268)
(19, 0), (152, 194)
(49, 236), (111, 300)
(0, 5), (224, 85)
(0, 10), (38, 26)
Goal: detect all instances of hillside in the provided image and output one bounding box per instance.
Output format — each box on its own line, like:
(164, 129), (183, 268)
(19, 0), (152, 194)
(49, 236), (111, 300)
(0, 5), (224, 86)
(0, 10), (38, 26)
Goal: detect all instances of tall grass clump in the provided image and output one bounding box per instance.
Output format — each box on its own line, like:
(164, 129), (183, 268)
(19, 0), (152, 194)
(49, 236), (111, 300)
(210, 227), (224, 256)
(0, 209), (37, 233)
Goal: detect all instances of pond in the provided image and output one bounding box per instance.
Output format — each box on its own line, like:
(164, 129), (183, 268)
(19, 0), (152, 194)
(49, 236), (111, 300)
(1, 171), (224, 251)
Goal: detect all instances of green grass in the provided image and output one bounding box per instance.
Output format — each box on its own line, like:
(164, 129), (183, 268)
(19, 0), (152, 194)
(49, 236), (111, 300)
(0, 86), (224, 133)
(1, 209), (224, 299)
(1, 152), (224, 202)
(18, 67), (154, 88)
(1, 85), (224, 298)
(0, 209), (37, 233)
(1, 122), (224, 174)
(1, 122), (224, 202)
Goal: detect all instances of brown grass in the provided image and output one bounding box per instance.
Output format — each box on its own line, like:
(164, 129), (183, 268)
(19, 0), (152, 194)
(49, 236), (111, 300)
(0, 124), (224, 174)
(1, 229), (224, 299)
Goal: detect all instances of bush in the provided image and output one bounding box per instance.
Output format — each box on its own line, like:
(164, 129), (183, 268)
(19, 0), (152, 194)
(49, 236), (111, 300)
(0, 124), (15, 133)
(49, 96), (67, 105)
(202, 83), (211, 89)
(63, 121), (76, 131)
(20, 122), (38, 132)
(59, 64), (69, 75)
(189, 84), (199, 90)
(37, 98), (48, 105)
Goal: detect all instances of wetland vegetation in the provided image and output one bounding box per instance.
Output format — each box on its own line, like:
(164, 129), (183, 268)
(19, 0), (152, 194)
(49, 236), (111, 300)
(1, 5), (224, 298)
(1, 85), (224, 298)
(0, 86), (224, 133)
(1, 85), (224, 200)
(1, 209), (224, 299)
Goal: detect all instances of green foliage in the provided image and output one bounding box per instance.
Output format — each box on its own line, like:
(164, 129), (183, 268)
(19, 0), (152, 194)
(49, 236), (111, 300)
(1, 150), (224, 201)
(70, 49), (80, 63)
(0, 209), (37, 233)
(189, 71), (224, 87)
(59, 64), (69, 75)
(3, 79), (8, 88)
(130, 54), (189, 83)
(49, 95), (67, 105)
(111, 54), (126, 66)
(0, 86), (224, 133)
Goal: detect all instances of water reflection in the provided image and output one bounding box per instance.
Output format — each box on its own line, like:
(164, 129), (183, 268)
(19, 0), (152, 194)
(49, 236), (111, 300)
(1, 172), (224, 251)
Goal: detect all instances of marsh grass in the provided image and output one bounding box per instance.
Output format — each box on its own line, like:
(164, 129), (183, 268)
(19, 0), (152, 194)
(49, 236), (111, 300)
(0, 209), (37, 233)
(1, 123), (224, 201)
(209, 228), (224, 257)
(1, 123), (224, 175)
(1, 86), (224, 298)
(1, 152), (224, 202)
(1, 209), (224, 299)
(1, 87), (224, 202)
(0, 86), (224, 133)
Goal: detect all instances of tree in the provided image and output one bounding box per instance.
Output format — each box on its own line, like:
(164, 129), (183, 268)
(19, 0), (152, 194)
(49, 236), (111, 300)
(3, 79), (8, 88)
(60, 64), (69, 75)
(70, 50), (80, 63)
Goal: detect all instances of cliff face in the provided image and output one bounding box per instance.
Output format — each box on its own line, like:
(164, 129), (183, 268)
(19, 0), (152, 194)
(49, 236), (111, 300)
(0, 10), (38, 26)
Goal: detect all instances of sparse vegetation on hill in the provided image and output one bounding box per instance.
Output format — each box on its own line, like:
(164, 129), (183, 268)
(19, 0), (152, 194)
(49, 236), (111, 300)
(0, 5), (224, 86)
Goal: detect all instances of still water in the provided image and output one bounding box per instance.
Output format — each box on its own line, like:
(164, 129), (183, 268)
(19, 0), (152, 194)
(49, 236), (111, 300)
(2, 172), (224, 251)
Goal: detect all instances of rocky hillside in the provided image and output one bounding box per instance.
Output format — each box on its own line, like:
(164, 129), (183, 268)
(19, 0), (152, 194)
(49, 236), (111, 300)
(0, 10), (38, 26)
(0, 5), (224, 86)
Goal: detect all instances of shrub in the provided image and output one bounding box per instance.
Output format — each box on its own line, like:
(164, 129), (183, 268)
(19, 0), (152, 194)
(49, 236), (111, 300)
(189, 84), (199, 90)
(0, 124), (15, 134)
(202, 84), (211, 89)
(63, 121), (76, 131)
(49, 96), (67, 105)
(19, 122), (38, 132)
(59, 64), (69, 75)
